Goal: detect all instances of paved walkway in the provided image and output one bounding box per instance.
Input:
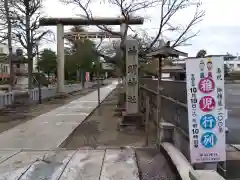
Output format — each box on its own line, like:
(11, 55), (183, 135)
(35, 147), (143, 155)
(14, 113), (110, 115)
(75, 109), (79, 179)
(0, 147), (176, 180)
(0, 81), (118, 149)
(62, 87), (158, 149)
(0, 82), (107, 135)
(0, 80), (178, 180)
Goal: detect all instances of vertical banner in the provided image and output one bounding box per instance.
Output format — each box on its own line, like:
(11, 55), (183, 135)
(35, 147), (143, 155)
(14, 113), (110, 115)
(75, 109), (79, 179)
(126, 39), (139, 114)
(186, 57), (225, 163)
(85, 72), (90, 82)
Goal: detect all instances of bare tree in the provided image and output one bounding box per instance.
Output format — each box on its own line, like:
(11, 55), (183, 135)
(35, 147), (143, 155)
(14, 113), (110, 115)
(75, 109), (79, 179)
(0, 0), (15, 90)
(61, 0), (158, 72)
(4, 0), (14, 90)
(130, 0), (205, 54)
(10, 0), (53, 89)
(0, 2), (8, 42)
(0, 4), (7, 42)
(145, 0), (204, 49)
(61, 0), (204, 66)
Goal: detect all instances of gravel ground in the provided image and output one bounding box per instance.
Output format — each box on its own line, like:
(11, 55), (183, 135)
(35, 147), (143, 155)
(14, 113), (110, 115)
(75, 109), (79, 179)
(0, 85), (104, 134)
(62, 88), (159, 149)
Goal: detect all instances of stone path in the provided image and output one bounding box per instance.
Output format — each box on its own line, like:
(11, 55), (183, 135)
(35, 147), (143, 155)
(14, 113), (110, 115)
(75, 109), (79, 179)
(0, 80), (178, 180)
(0, 83), (106, 134)
(62, 87), (158, 149)
(0, 81), (118, 149)
(0, 147), (176, 180)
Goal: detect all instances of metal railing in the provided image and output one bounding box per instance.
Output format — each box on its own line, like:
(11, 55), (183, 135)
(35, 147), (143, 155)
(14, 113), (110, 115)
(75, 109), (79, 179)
(139, 85), (157, 123)
(161, 94), (188, 134)
(139, 83), (189, 135)
(140, 78), (229, 179)
(140, 78), (187, 103)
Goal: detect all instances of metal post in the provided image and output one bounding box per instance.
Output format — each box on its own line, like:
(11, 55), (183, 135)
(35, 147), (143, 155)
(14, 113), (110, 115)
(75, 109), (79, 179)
(223, 127), (228, 177)
(97, 72), (100, 106)
(57, 24), (65, 93)
(76, 65), (80, 81)
(145, 96), (150, 146)
(8, 46), (13, 91)
(36, 44), (42, 104)
(157, 56), (163, 142)
(97, 61), (101, 108)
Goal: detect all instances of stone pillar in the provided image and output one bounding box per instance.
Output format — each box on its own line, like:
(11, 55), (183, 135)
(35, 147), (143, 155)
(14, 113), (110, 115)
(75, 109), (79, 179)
(120, 23), (127, 39)
(125, 39), (138, 114)
(57, 24), (65, 93)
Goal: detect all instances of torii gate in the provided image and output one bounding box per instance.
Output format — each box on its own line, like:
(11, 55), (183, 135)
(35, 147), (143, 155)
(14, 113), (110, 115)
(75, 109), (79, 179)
(64, 31), (121, 83)
(39, 18), (144, 93)
(64, 30), (122, 108)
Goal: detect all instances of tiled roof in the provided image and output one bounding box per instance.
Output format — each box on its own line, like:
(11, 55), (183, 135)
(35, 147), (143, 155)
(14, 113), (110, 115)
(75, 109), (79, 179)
(146, 46), (188, 57)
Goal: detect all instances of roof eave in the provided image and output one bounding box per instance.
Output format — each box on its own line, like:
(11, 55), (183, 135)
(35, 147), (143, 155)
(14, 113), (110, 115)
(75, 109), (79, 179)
(146, 46), (188, 58)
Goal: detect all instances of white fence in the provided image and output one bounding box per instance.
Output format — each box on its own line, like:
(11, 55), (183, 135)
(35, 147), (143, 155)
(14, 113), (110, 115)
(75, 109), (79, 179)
(0, 81), (98, 110)
(0, 92), (14, 109)
(28, 82), (96, 101)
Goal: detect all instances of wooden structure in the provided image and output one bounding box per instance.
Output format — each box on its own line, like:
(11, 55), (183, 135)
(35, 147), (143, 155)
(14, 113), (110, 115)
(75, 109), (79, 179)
(146, 44), (188, 139)
(39, 18), (143, 26)
(64, 31), (121, 40)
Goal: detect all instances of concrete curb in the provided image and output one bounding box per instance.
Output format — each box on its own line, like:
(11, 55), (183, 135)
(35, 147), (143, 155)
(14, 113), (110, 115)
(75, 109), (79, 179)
(161, 142), (226, 180)
(161, 142), (193, 180)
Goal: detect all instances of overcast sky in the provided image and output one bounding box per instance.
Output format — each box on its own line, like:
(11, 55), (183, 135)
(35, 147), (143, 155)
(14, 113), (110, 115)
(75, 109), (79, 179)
(42, 0), (240, 57)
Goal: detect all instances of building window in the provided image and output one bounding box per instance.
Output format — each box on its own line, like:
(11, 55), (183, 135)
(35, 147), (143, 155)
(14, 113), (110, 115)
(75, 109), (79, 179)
(3, 66), (7, 73)
(16, 64), (20, 68)
(237, 64), (240, 68)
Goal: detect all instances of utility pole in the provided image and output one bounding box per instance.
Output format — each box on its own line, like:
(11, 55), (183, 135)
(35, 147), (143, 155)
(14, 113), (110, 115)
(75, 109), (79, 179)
(4, 0), (13, 91)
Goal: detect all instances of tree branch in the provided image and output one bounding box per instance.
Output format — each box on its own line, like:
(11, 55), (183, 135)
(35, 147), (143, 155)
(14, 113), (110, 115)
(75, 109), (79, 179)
(171, 5), (205, 47)
(148, 0), (205, 53)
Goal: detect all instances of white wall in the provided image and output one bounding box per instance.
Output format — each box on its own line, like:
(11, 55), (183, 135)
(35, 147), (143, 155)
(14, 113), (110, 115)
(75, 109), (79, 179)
(173, 59), (240, 71)
(0, 43), (18, 54)
(18, 64), (28, 73)
(0, 44), (9, 54)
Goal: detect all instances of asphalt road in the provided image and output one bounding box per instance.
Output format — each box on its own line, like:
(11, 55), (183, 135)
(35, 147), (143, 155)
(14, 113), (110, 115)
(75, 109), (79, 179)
(142, 79), (240, 145)
(225, 84), (240, 144)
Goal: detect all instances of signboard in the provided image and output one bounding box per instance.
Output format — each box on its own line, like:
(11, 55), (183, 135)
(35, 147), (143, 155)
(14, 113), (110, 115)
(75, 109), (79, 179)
(126, 39), (138, 114)
(102, 63), (115, 70)
(186, 57), (225, 163)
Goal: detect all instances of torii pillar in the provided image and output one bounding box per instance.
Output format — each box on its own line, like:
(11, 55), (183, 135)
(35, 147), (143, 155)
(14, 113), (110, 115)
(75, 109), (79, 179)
(57, 24), (65, 93)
